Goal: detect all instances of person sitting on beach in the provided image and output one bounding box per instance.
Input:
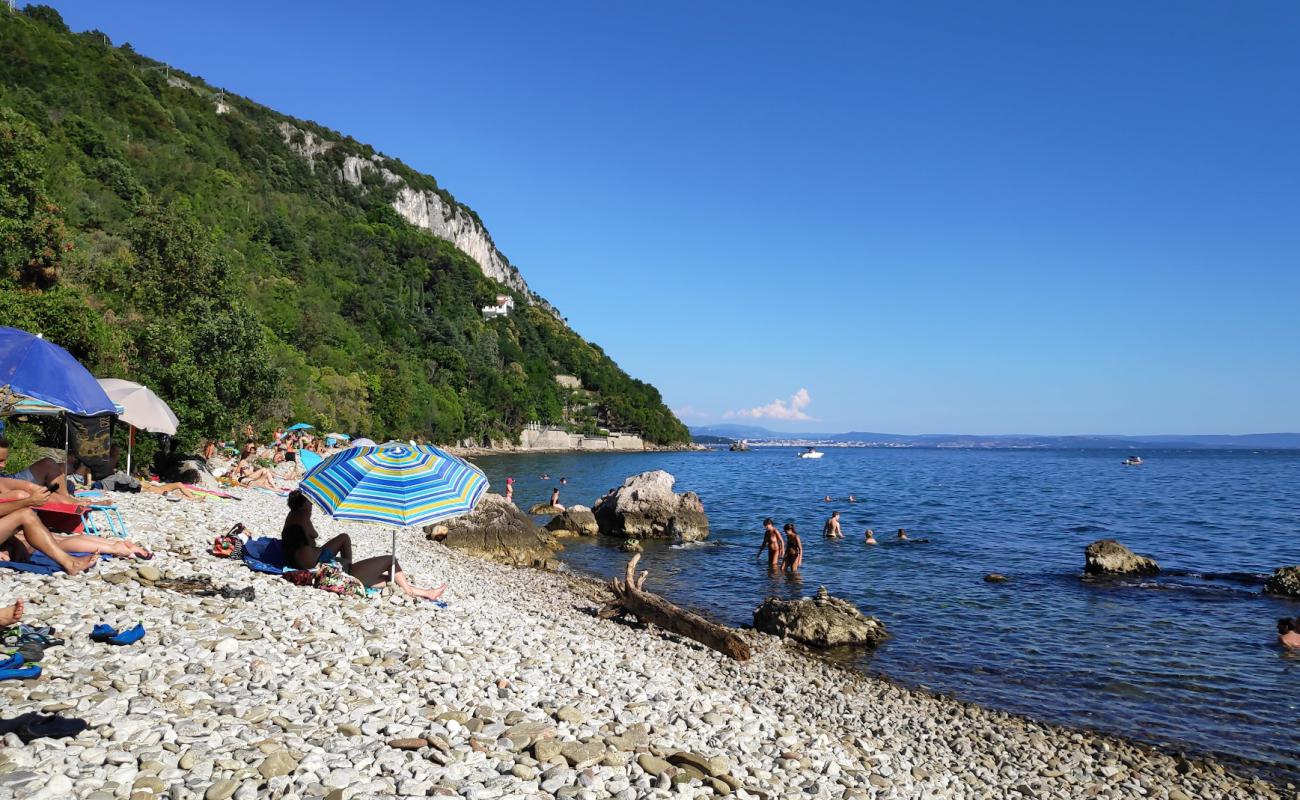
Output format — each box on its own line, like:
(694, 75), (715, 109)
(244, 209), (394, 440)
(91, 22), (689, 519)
(203, 440), (217, 461)
(823, 511), (844, 539)
(280, 491), (445, 601)
(0, 490), (97, 575)
(232, 445), (280, 490)
(0, 437), (86, 505)
(550, 487), (565, 511)
(756, 518), (784, 571)
(864, 528), (877, 545)
(1278, 618), (1300, 649)
(782, 523), (803, 572)
(897, 528), (909, 541)
(0, 598), (23, 626)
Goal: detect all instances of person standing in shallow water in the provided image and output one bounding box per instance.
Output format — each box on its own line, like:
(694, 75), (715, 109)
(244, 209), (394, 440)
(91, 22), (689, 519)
(783, 523), (803, 572)
(1279, 618), (1300, 649)
(756, 517), (784, 571)
(864, 528), (877, 545)
(823, 511), (843, 539)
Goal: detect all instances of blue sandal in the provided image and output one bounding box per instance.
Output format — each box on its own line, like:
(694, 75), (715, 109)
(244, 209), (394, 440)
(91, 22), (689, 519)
(0, 653), (41, 681)
(90, 623), (145, 646)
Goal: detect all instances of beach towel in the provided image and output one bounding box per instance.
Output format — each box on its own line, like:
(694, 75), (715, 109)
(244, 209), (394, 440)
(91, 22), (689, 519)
(0, 551), (100, 575)
(240, 537), (288, 575)
(184, 485), (239, 499)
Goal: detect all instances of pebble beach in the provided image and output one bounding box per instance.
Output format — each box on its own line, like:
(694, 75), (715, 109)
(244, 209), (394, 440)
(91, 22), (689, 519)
(0, 489), (1290, 800)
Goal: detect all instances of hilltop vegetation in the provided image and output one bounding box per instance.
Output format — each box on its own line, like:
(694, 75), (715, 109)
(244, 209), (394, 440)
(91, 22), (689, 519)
(0, 6), (688, 450)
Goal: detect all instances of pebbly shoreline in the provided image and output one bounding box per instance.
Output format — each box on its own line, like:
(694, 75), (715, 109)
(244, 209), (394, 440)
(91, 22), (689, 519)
(0, 489), (1290, 800)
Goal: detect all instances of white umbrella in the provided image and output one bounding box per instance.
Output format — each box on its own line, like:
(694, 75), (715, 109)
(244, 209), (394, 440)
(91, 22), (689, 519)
(97, 378), (180, 473)
(350, 437), (377, 448)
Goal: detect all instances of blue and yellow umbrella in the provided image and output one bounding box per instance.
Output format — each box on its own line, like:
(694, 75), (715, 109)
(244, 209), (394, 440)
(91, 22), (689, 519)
(298, 444), (488, 579)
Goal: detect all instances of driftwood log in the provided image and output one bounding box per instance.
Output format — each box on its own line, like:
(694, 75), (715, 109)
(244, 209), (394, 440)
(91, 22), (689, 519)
(599, 554), (751, 660)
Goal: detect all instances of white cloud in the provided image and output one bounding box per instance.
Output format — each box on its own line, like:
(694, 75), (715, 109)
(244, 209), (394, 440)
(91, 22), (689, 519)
(725, 388), (814, 421)
(672, 405), (710, 419)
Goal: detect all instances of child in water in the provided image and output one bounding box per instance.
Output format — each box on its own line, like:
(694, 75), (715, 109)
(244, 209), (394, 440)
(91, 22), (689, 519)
(783, 523), (803, 571)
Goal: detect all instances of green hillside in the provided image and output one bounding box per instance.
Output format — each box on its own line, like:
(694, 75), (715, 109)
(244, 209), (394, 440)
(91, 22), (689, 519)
(0, 5), (688, 450)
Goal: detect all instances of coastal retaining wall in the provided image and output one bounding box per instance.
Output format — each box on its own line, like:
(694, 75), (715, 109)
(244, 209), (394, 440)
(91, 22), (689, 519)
(518, 427), (644, 451)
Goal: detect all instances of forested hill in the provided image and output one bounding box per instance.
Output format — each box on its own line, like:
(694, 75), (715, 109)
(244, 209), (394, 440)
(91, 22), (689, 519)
(0, 6), (689, 447)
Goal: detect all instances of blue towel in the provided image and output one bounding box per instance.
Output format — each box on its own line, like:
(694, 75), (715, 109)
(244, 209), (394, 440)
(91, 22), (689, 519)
(240, 537), (289, 575)
(0, 551), (101, 575)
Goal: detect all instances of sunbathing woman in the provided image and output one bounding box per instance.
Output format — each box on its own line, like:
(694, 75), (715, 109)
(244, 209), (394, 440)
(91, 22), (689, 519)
(280, 491), (445, 601)
(0, 491), (97, 575)
(3, 531), (151, 561)
(233, 448), (281, 491)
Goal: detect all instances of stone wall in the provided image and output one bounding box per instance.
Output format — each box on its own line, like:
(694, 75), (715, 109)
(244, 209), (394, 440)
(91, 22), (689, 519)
(518, 427), (644, 452)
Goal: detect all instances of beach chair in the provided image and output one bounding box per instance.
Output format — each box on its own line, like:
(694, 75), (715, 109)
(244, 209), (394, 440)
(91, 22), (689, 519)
(81, 504), (128, 538)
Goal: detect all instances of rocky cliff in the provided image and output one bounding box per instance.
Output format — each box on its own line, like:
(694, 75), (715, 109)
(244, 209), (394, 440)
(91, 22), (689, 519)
(277, 122), (559, 318)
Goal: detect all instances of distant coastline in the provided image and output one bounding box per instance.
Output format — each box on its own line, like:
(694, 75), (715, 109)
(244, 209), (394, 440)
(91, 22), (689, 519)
(691, 425), (1300, 450)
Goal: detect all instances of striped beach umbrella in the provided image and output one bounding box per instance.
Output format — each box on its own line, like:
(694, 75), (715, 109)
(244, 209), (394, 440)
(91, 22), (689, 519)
(298, 444), (488, 581)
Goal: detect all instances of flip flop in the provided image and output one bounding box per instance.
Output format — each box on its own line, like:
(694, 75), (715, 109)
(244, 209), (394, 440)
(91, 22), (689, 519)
(0, 653), (40, 680)
(16, 715), (88, 742)
(91, 623), (145, 646)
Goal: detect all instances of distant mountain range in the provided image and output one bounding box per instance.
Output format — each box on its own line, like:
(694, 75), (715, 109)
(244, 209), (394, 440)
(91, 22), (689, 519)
(689, 424), (1300, 450)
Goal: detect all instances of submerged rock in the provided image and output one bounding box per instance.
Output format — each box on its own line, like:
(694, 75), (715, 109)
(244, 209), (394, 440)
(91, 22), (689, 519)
(1264, 566), (1300, 599)
(592, 470), (709, 542)
(426, 493), (561, 568)
(752, 586), (887, 648)
(545, 505), (599, 537)
(1083, 539), (1160, 576)
(984, 573), (1008, 583)
(528, 503), (564, 516)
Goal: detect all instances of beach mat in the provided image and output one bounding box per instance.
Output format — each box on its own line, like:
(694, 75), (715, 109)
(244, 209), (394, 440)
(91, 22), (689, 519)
(0, 552), (101, 575)
(240, 537), (288, 575)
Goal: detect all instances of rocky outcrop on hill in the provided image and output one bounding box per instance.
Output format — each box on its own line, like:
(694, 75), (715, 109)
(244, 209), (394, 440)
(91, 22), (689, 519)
(753, 587), (887, 648)
(546, 506), (599, 537)
(426, 493), (560, 568)
(1264, 566), (1300, 599)
(1084, 539), (1160, 576)
(592, 471), (708, 542)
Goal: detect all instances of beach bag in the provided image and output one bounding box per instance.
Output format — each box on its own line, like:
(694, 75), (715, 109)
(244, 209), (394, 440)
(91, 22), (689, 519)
(211, 523), (246, 558)
(315, 563), (367, 598)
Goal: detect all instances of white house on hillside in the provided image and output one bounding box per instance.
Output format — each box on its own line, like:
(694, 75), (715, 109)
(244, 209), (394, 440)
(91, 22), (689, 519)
(481, 294), (514, 320)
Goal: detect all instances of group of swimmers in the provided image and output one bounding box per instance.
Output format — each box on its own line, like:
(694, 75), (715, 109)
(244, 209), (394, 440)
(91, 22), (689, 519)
(758, 511), (919, 572)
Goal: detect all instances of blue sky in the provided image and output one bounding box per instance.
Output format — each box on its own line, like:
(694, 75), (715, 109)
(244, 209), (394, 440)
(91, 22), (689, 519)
(50, 1), (1300, 434)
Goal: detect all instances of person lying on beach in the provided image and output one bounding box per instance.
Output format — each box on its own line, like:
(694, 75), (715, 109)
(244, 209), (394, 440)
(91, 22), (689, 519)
(756, 518), (784, 571)
(864, 528), (877, 545)
(0, 598), (23, 626)
(783, 523), (803, 572)
(141, 481), (203, 500)
(0, 491), (97, 575)
(823, 511), (843, 539)
(280, 491), (445, 601)
(2, 530), (151, 562)
(1278, 618), (1300, 649)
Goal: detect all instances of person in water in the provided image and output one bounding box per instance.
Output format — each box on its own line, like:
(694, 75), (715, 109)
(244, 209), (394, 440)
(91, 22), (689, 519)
(782, 523), (803, 571)
(821, 495), (833, 502)
(847, 494), (857, 503)
(864, 528), (877, 545)
(1278, 618), (1300, 649)
(756, 518), (784, 571)
(280, 491), (445, 601)
(823, 511), (843, 539)
(897, 528), (909, 541)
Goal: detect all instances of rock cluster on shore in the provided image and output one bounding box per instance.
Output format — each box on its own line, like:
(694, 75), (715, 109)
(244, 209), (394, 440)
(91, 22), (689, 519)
(753, 587), (888, 648)
(592, 471), (709, 542)
(546, 506), (599, 538)
(0, 490), (1286, 800)
(426, 493), (560, 568)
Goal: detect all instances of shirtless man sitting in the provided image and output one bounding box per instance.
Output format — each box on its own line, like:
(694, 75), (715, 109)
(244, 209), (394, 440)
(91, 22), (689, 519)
(0, 437), (88, 506)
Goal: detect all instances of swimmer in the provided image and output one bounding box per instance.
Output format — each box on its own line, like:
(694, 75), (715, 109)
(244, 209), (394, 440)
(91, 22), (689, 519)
(559, 477), (568, 485)
(847, 494), (857, 503)
(782, 523), (803, 572)
(821, 495), (833, 502)
(864, 528), (877, 545)
(897, 528), (909, 541)
(756, 517), (784, 571)
(823, 511), (843, 539)
(540, 474), (550, 480)
(1279, 618), (1300, 649)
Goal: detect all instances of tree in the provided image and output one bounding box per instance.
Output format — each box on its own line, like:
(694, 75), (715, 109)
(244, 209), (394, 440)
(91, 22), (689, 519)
(0, 108), (70, 288)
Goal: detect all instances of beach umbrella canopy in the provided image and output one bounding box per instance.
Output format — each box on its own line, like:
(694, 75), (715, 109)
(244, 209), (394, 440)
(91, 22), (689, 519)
(349, 437), (377, 448)
(324, 432), (351, 440)
(286, 422), (314, 432)
(96, 379), (179, 435)
(298, 444), (488, 588)
(0, 327), (116, 416)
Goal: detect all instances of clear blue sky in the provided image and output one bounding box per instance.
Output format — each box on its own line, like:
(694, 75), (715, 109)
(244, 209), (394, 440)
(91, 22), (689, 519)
(50, 1), (1300, 434)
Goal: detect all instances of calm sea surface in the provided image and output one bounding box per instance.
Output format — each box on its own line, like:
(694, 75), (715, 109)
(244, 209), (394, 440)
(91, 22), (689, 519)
(477, 448), (1300, 772)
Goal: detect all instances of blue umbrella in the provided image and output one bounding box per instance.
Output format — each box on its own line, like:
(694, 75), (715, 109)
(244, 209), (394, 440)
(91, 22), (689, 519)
(0, 327), (116, 416)
(285, 422), (314, 432)
(299, 443), (488, 583)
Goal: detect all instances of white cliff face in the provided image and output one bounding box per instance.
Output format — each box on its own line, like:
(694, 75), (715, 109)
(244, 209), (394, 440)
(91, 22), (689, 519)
(276, 123), (558, 317)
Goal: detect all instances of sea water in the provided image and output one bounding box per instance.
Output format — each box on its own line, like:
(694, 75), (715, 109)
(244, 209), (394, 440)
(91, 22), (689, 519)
(478, 447), (1300, 773)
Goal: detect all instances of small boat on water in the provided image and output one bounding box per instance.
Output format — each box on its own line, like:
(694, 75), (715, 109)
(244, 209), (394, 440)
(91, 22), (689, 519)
(798, 447), (824, 459)
(729, 439), (750, 452)
(1123, 456), (1143, 466)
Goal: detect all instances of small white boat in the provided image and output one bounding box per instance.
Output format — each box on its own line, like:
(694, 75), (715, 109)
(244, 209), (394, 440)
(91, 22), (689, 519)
(798, 447), (824, 459)
(1122, 456), (1143, 466)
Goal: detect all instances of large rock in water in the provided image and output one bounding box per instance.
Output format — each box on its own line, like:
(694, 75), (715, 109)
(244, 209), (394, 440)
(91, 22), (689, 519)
(425, 493), (561, 568)
(592, 471), (708, 542)
(1084, 539), (1160, 576)
(546, 506), (599, 537)
(753, 587), (888, 648)
(1264, 566), (1300, 599)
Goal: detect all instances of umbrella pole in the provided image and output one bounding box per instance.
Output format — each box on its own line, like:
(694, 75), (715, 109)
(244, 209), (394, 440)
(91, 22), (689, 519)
(62, 415), (69, 483)
(127, 425), (134, 475)
(390, 527), (398, 590)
